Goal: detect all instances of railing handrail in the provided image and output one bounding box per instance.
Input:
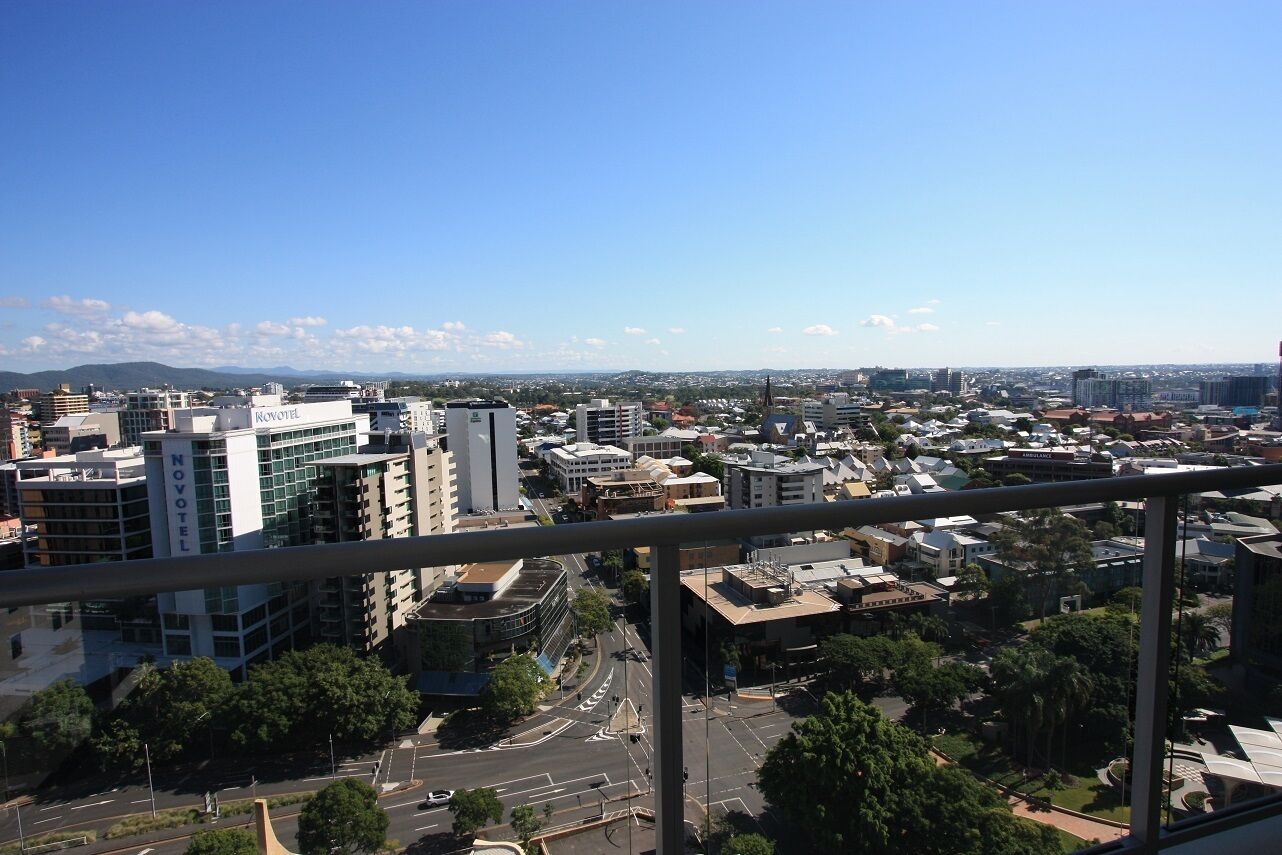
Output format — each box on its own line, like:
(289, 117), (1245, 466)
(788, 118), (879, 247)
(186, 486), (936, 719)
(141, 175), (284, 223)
(0, 464), (1278, 609)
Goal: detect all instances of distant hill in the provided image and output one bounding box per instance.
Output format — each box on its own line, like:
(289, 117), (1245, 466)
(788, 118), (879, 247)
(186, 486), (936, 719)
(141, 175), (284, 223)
(0, 362), (298, 393)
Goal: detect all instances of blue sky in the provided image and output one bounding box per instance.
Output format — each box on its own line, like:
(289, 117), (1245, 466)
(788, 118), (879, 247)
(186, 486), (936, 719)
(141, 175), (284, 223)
(1, 1), (1278, 373)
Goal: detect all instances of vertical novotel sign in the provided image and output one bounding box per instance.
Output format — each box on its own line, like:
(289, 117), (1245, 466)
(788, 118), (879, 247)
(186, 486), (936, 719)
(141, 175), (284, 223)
(166, 451), (197, 554)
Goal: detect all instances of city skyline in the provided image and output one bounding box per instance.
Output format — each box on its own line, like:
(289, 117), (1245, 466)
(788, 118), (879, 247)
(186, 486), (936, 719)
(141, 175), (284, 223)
(3, 2), (1279, 371)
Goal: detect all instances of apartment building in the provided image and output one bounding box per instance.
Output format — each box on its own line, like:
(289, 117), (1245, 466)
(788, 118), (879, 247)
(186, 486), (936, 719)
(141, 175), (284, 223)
(576, 398), (643, 446)
(143, 400), (367, 678)
(38, 385), (89, 425)
(800, 393), (870, 431)
(302, 381), (383, 404)
(121, 389), (192, 446)
(1, 410), (31, 461)
(313, 431), (456, 657)
(354, 397), (435, 434)
(723, 450), (824, 510)
(445, 399), (520, 513)
(621, 433), (687, 461)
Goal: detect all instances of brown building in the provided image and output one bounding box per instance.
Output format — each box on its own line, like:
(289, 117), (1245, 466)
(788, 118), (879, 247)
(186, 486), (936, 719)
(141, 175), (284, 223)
(984, 447), (1114, 483)
(581, 471), (664, 520)
(38, 385), (89, 426)
(842, 525), (909, 565)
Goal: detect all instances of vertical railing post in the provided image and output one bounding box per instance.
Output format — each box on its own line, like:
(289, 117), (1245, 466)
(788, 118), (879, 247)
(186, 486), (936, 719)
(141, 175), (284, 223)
(651, 543), (685, 854)
(1130, 495), (1178, 850)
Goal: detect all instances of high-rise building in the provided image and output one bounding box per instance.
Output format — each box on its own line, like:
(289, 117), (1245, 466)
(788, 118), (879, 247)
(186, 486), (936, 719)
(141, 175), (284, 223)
(143, 400), (367, 677)
(575, 399), (643, 446)
(13, 448), (160, 643)
(38, 385), (89, 426)
(723, 451), (825, 547)
(1112, 379), (1152, 409)
(931, 368), (968, 396)
(1226, 375), (1270, 408)
(121, 389), (192, 446)
(445, 400), (519, 514)
(1200, 379), (1230, 407)
(869, 369), (909, 392)
(313, 431), (456, 656)
(1, 410), (31, 461)
(302, 381), (383, 404)
(1073, 373), (1150, 409)
(354, 397), (435, 434)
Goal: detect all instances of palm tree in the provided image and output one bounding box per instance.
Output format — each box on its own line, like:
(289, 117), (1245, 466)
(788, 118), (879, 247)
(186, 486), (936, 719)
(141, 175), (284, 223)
(992, 647), (1051, 765)
(1044, 657), (1093, 769)
(1180, 612), (1220, 659)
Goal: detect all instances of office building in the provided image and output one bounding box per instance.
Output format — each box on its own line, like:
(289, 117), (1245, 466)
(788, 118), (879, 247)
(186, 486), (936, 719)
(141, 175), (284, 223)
(869, 369), (909, 392)
(1072, 373), (1150, 409)
(575, 399), (643, 446)
(354, 397), (435, 434)
(143, 400), (367, 677)
(313, 431), (456, 656)
(1226, 376), (1270, 408)
(1233, 533), (1282, 675)
(38, 385), (89, 425)
(800, 393), (870, 431)
(723, 451), (824, 510)
(1200, 379), (1230, 407)
(983, 447), (1114, 483)
(546, 442), (632, 494)
(121, 389), (192, 446)
(403, 558), (572, 695)
(931, 368), (968, 396)
(42, 413), (120, 455)
(445, 400), (519, 513)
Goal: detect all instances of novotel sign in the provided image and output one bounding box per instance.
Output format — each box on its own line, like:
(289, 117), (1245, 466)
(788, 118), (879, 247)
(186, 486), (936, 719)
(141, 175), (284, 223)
(166, 452), (197, 554)
(252, 406), (303, 426)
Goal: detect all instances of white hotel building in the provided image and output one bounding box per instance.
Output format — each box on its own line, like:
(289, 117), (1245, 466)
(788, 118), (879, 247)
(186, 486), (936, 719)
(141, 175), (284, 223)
(143, 401), (367, 678)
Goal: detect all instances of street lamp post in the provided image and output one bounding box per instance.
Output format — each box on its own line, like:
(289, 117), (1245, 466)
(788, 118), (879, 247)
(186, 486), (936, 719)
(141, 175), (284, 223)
(1, 740), (9, 803)
(143, 742), (156, 818)
(329, 733), (336, 777)
(14, 801), (24, 855)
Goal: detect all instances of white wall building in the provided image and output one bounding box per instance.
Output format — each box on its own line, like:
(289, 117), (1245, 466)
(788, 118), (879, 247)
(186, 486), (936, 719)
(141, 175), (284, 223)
(356, 397), (435, 434)
(576, 399), (643, 446)
(546, 442), (632, 494)
(445, 400), (520, 513)
(801, 393), (870, 431)
(121, 389), (192, 446)
(143, 400), (369, 678)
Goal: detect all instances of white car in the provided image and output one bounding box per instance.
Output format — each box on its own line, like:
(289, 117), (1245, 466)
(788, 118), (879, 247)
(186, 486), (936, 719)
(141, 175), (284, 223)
(420, 789), (454, 809)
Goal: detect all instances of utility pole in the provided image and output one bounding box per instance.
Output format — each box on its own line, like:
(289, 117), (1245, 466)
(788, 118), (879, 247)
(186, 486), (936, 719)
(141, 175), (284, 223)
(144, 742), (156, 818)
(329, 733), (336, 777)
(14, 801), (24, 855)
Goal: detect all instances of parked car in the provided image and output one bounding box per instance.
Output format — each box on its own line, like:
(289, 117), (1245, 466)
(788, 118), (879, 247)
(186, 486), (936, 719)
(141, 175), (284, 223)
(420, 789), (454, 808)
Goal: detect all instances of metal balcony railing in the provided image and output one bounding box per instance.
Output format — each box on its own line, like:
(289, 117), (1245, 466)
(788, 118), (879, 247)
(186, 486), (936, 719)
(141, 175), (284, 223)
(1, 464), (1282, 854)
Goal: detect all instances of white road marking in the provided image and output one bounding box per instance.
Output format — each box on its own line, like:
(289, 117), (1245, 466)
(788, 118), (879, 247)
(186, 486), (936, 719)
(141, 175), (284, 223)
(137, 848), (156, 855)
(414, 823), (438, 832)
(70, 799), (114, 810)
(39, 805), (61, 812)
(131, 798), (153, 804)
(32, 817), (60, 826)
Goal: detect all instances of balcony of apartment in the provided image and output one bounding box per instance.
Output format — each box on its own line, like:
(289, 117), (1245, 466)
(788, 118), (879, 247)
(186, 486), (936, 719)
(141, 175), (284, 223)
(1, 464), (1281, 854)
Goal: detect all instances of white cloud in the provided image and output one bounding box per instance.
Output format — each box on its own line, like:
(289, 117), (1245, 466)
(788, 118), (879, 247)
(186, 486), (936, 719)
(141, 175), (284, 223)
(333, 324), (458, 354)
(442, 321), (466, 331)
(256, 320), (292, 336)
(803, 324), (837, 336)
(624, 326), (646, 335)
(644, 338), (661, 346)
(766, 327), (783, 334)
(21, 335), (46, 350)
(479, 331), (523, 349)
(916, 323), (940, 332)
(907, 307), (934, 314)
(860, 315), (896, 328)
(288, 316), (327, 328)
(121, 310), (182, 333)
(927, 299), (940, 305)
(585, 337), (606, 348)
(41, 296), (110, 317)
(668, 327), (685, 334)
(0, 296), (29, 308)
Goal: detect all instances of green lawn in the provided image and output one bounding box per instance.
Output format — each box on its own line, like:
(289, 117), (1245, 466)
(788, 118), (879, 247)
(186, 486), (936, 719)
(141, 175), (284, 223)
(1056, 828), (1091, 852)
(934, 731), (1130, 823)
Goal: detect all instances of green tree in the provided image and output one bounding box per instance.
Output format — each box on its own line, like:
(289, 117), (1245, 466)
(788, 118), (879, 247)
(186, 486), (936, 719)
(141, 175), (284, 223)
(571, 588), (612, 643)
(818, 634), (894, 692)
(186, 828), (257, 855)
(480, 655), (551, 722)
(449, 787), (503, 838)
(509, 803), (544, 852)
(988, 572), (1031, 627)
(724, 833), (775, 855)
(1180, 611), (1220, 659)
(21, 678), (95, 760)
(758, 692), (1058, 855)
(993, 509), (1095, 622)
(1206, 602), (1233, 636)
(894, 661), (983, 733)
(953, 563), (991, 599)
(296, 779), (388, 855)
(622, 570), (649, 607)
(95, 658), (233, 767)
(232, 645), (417, 752)
(600, 550), (625, 584)
(1002, 472), (1032, 487)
